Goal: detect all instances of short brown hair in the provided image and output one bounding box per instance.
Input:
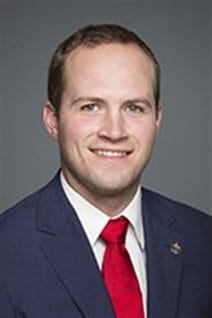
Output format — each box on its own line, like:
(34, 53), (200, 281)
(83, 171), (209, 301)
(48, 24), (161, 114)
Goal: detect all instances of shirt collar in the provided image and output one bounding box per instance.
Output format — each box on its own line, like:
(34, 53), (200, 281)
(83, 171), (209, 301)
(60, 172), (145, 250)
(121, 187), (144, 250)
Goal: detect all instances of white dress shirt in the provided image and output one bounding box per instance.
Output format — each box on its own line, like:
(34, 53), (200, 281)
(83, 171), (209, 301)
(60, 173), (147, 317)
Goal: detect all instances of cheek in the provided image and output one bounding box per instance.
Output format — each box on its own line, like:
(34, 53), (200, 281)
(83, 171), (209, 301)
(59, 117), (96, 145)
(130, 121), (157, 144)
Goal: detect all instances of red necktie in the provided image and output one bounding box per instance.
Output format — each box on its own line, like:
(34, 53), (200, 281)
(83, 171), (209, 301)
(101, 217), (144, 318)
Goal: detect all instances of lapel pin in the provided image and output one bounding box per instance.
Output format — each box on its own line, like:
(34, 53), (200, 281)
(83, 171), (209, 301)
(170, 241), (182, 255)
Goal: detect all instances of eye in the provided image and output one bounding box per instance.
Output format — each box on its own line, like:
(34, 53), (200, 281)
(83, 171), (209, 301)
(125, 104), (145, 115)
(80, 103), (100, 112)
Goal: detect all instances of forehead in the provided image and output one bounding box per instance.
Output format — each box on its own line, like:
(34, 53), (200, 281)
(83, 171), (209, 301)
(62, 43), (155, 100)
(65, 43), (154, 76)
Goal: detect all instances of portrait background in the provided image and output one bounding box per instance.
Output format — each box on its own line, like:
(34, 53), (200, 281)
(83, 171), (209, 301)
(1, 2), (211, 214)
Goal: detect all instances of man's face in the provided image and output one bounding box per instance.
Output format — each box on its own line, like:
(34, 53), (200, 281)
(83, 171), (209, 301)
(44, 43), (162, 204)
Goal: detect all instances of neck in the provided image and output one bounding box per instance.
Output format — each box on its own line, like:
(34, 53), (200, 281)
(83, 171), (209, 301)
(83, 187), (138, 217)
(62, 171), (139, 217)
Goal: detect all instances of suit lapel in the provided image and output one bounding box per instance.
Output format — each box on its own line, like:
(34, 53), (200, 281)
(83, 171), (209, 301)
(35, 174), (184, 318)
(36, 174), (115, 318)
(142, 189), (184, 318)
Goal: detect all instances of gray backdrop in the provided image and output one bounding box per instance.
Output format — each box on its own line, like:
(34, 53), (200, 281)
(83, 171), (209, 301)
(1, 2), (211, 215)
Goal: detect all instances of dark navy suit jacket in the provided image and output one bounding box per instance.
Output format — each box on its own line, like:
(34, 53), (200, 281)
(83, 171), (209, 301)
(1, 172), (212, 318)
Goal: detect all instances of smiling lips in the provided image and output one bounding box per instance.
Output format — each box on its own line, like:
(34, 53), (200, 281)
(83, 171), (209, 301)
(91, 149), (132, 158)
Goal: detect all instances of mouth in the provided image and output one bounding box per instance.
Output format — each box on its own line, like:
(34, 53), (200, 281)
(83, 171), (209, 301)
(90, 149), (132, 158)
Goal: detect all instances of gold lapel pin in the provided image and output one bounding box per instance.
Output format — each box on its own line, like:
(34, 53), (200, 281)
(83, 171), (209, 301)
(170, 241), (182, 255)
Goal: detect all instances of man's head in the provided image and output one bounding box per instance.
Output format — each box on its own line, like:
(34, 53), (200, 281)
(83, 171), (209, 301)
(44, 24), (162, 214)
(47, 24), (161, 115)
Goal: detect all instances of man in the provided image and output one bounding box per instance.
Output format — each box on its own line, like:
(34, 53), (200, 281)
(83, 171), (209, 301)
(0, 24), (212, 318)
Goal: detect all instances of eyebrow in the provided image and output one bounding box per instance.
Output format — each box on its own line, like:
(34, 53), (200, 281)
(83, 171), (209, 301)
(72, 97), (104, 105)
(72, 96), (153, 109)
(124, 98), (153, 109)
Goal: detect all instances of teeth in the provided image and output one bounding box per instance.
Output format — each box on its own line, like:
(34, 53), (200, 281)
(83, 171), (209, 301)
(95, 150), (127, 158)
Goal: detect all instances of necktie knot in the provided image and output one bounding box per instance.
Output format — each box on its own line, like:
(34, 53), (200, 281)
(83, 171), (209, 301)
(101, 217), (128, 244)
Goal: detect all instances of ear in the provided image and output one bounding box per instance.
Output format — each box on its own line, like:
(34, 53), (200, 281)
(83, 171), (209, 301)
(155, 105), (163, 132)
(43, 101), (59, 140)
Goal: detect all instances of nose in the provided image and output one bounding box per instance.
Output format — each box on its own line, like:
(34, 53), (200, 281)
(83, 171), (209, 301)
(98, 109), (128, 141)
